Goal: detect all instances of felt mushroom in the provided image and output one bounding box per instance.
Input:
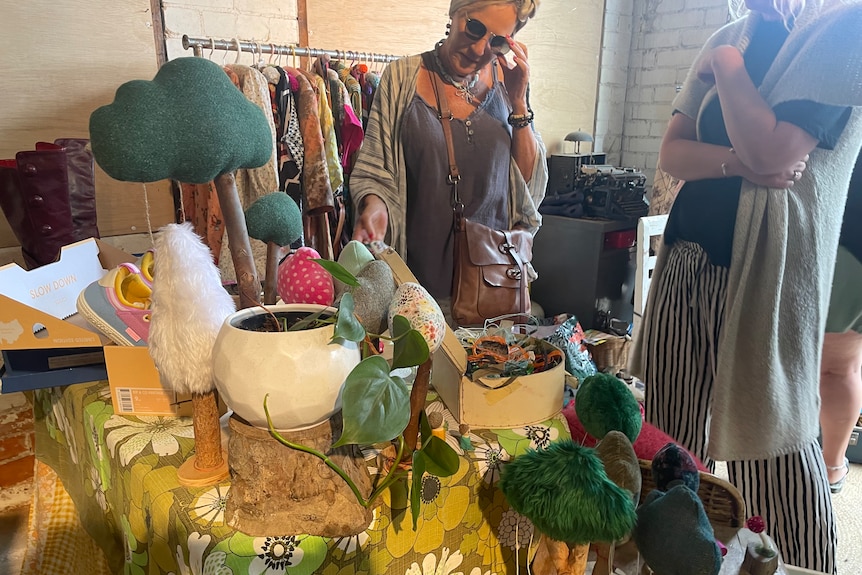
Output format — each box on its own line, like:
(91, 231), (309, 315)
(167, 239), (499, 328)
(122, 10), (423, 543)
(244, 191), (303, 304)
(499, 440), (637, 575)
(89, 56), (274, 485)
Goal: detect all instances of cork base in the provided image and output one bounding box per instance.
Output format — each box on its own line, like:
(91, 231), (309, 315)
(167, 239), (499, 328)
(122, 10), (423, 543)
(177, 452), (230, 487)
(224, 414), (373, 537)
(741, 538), (780, 575)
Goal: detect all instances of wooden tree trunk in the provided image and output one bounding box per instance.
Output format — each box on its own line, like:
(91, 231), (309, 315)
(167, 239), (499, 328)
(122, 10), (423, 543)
(403, 357), (433, 454)
(191, 390), (223, 470)
(214, 172), (259, 309)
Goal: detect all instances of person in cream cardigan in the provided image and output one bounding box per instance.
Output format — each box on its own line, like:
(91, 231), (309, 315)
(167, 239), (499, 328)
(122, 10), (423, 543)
(629, 0), (862, 571)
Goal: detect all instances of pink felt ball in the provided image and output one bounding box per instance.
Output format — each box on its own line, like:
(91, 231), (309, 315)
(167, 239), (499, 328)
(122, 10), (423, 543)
(277, 247), (335, 306)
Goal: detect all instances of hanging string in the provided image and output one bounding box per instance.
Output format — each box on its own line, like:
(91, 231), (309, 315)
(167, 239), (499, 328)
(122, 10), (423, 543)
(142, 182), (155, 246)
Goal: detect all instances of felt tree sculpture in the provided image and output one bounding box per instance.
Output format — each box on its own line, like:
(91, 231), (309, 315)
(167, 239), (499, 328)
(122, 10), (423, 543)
(633, 443), (723, 575)
(244, 191), (303, 304)
(499, 441), (638, 575)
(148, 222), (236, 484)
(575, 372), (642, 443)
(89, 56), (274, 485)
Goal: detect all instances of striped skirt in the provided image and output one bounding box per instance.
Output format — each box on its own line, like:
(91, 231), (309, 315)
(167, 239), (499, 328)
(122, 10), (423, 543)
(639, 240), (837, 574)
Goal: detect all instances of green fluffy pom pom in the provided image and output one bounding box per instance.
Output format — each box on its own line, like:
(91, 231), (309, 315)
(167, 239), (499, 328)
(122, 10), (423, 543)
(575, 372), (642, 443)
(499, 440), (637, 544)
(89, 57), (273, 183)
(244, 192), (303, 246)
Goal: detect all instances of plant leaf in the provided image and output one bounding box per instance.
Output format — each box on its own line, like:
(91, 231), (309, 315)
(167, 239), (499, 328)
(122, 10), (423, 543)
(410, 449), (427, 530)
(391, 315), (430, 369)
(419, 435), (460, 477)
(332, 355), (410, 447)
(313, 258), (359, 287)
(333, 292), (365, 342)
(419, 409), (432, 449)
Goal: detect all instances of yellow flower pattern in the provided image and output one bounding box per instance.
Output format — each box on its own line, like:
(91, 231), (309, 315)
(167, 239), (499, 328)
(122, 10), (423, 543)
(33, 382), (570, 575)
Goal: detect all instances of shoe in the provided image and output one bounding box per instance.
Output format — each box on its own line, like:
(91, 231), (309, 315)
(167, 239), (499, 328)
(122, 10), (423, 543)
(77, 262), (152, 346)
(137, 249), (154, 287)
(827, 457), (850, 494)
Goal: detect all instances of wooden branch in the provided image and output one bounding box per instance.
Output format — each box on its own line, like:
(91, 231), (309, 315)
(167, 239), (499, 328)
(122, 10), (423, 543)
(403, 357), (433, 454)
(263, 241), (279, 305)
(214, 172), (259, 309)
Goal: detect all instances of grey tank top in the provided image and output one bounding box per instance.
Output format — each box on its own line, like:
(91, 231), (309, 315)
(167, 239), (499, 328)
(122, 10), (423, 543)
(402, 64), (511, 298)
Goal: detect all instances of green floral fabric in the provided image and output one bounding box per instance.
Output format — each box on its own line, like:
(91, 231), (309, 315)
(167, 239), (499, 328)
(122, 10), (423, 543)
(34, 381), (570, 575)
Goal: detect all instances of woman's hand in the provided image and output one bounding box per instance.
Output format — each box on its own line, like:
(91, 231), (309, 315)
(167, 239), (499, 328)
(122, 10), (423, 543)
(696, 45), (744, 84)
(740, 156), (809, 189)
(498, 38), (530, 107)
(352, 194), (389, 243)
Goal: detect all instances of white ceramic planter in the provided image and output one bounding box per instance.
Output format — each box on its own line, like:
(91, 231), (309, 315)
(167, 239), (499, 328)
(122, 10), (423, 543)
(212, 304), (361, 431)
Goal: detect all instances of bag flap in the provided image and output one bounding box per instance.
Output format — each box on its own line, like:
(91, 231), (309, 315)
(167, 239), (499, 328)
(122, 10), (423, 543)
(463, 220), (533, 265)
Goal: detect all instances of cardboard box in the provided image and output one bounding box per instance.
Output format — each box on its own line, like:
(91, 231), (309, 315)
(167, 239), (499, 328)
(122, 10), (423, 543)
(378, 248), (565, 428)
(0, 238), (192, 417)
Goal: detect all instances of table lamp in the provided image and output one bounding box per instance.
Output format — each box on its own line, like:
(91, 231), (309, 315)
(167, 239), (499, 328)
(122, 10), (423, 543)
(565, 130), (594, 155)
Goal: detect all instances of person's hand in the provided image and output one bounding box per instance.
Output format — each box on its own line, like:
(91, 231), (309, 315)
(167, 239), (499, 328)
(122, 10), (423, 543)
(352, 194), (389, 243)
(498, 38), (530, 104)
(696, 45), (744, 84)
(741, 156), (809, 189)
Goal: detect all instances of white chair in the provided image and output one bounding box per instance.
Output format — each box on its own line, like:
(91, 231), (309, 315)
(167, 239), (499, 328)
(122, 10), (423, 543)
(633, 214), (668, 339)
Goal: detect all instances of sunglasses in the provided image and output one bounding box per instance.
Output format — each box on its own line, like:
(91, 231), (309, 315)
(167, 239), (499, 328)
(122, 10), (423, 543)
(464, 17), (511, 54)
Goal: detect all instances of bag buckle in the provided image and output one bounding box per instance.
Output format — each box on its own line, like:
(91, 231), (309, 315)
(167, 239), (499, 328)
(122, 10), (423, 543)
(499, 242), (515, 254)
(506, 267), (522, 279)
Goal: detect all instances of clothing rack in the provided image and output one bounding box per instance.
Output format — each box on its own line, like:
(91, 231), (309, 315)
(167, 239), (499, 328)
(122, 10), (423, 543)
(182, 35), (402, 64)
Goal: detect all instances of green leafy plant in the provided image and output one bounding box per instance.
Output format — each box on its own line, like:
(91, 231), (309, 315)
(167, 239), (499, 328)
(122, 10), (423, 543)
(263, 259), (459, 528)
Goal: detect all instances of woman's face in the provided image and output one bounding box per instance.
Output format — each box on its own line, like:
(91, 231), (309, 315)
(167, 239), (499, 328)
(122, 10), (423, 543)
(444, 3), (519, 76)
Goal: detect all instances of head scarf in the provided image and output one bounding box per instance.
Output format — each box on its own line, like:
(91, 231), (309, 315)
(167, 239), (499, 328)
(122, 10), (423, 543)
(448, 0), (540, 30)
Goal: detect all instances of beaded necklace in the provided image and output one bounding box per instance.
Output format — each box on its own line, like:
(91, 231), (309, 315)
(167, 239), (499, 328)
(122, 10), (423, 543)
(432, 40), (480, 104)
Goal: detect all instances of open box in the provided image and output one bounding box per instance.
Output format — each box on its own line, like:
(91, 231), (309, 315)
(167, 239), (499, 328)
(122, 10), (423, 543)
(378, 247), (565, 428)
(0, 238), (191, 416)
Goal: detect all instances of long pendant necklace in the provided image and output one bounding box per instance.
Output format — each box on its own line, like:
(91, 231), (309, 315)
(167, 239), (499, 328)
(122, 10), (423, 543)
(433, 40), (480, 104)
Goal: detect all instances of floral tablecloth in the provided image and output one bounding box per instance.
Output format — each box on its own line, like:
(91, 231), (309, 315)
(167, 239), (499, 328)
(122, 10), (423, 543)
(32, 380), (570, 575)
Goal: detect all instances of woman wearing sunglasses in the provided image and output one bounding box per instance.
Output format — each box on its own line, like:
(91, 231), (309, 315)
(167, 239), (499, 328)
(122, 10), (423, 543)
(350, 0), (546, 312)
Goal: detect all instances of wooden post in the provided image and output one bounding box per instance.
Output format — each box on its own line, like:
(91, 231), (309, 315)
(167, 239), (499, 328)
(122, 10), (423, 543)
(214, 172), (260, 310)
(177, 171), (256, 487)
(403, 357), (433, 454)
(263, 241), (279, 305)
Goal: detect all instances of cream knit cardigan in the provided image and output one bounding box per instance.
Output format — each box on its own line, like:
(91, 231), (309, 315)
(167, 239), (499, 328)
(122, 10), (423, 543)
(631, 0), (862, 461)
(350, 54), (548, 257)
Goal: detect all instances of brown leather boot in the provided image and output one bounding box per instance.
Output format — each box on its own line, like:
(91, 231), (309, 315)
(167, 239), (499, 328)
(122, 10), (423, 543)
(0, 146), (77, 268)
(50, 139), (99, 241)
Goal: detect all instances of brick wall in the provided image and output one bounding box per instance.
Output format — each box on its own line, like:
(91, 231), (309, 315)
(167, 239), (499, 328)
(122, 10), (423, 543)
(161, 0), (301, 62)
(596, 0), (730, 186)
(0, 393), (34, 489)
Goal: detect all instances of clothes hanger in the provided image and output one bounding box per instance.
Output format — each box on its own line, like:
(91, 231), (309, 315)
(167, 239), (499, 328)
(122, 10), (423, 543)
(233, 37), (242, 65)
(208, 38), (216, 61)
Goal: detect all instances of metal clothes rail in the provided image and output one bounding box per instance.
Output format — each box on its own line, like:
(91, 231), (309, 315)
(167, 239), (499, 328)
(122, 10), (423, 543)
(182, 35), (402, 64)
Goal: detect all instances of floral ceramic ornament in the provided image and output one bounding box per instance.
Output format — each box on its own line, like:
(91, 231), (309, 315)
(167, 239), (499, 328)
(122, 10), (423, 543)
(387, 282), (446, 353)
(277, 246), (335, 306)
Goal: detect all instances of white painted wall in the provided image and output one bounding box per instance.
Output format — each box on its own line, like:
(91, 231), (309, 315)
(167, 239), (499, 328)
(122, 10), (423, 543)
(597, 0), (729, 184)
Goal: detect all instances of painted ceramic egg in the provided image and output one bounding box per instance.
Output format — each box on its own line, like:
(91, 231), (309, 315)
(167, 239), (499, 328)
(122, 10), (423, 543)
(277, 246), (335, 306)
(388, 282), (446, 353)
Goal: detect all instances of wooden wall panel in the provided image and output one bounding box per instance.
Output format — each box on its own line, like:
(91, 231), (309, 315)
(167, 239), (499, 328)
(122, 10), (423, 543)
(0, 2), (173, 249)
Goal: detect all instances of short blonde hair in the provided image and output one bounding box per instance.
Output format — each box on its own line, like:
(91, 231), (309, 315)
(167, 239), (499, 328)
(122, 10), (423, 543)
(448, 0), (540, 30)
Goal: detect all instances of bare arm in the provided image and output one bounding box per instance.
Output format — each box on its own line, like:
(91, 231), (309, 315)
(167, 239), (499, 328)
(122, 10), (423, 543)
(659, 112), (807, 189)
(704, 45), (819, 175)
(500, 40), (537, 181)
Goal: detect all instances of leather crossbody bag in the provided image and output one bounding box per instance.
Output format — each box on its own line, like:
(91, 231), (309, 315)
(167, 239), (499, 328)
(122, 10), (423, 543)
(423, 54), (532, 326)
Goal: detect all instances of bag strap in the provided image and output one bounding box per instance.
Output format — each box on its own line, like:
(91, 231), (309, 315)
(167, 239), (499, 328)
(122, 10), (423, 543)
(501, 230), (527, 313)
(422, 52), (464, 221)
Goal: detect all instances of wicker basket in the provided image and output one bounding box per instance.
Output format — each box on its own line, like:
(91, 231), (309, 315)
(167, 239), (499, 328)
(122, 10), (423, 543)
(638, 459), (745, 541)
(586, 335), (630, 374)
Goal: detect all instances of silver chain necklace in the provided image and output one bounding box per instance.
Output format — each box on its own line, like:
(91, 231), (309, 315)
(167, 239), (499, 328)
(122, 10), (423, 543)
(433, 40), (480, 103)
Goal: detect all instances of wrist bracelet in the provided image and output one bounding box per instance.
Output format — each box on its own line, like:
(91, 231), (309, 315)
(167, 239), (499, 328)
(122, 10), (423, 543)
(720, 147), (735, 177)
(508, 110), (534, 129)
